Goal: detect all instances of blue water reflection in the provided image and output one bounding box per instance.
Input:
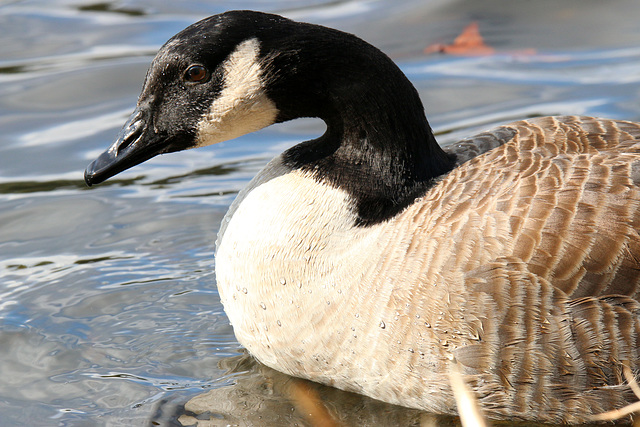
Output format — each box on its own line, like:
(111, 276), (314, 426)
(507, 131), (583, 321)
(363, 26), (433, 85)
(2, 0), (640, 425)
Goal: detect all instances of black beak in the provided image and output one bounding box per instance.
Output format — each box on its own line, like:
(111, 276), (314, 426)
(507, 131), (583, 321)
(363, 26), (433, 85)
(84, 107), (169, 186)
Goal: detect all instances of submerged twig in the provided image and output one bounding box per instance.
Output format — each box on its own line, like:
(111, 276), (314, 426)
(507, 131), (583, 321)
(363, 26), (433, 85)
(287, 379), (341, 427)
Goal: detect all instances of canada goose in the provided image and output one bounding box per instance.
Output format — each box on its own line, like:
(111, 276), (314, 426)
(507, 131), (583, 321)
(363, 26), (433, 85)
(84, 10), (640, 423)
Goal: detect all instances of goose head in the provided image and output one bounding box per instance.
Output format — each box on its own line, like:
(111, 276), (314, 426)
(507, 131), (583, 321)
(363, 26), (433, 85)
(85, 11), (280, 185)
(85, 10), (456, 225)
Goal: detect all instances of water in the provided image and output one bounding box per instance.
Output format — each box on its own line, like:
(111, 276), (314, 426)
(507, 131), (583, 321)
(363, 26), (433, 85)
(2, 0), (640, 425)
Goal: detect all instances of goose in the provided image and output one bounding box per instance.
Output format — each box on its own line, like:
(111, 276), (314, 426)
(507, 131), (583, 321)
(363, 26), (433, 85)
(84, 10), (640, 423)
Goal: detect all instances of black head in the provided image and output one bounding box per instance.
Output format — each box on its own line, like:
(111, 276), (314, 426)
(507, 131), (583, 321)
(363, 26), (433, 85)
(84, 10), (454, 208)
(85, 11), (291, 185)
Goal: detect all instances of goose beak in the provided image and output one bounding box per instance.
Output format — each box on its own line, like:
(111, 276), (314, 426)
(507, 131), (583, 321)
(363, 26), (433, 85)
(84, 107), (169, 187)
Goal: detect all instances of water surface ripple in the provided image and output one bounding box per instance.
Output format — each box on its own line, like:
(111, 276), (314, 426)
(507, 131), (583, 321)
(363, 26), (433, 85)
(2, 0), (640, 425)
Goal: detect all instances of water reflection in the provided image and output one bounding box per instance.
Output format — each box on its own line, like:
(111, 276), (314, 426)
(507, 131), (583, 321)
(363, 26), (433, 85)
(169, 353), (578, 427)
(0, 178), (89, 194)
(77, 2), (147, 16)
(173, 352), (434, 427)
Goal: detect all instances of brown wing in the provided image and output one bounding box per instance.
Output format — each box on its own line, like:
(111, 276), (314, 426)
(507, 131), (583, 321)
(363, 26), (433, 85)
(492, 116), (640, 297)
(459, 259), (640, 422)
(443, 116), (640, 421)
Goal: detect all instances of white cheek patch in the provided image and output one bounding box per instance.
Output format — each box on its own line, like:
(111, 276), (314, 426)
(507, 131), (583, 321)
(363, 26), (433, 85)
(196, 38), (278, 147)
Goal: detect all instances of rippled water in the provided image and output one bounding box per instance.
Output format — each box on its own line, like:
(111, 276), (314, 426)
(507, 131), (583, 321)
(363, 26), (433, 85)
(2, 0), (640, 425)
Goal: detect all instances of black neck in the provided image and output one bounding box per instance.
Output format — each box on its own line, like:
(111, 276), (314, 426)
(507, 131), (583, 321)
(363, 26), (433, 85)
(260, 20), (456, 225)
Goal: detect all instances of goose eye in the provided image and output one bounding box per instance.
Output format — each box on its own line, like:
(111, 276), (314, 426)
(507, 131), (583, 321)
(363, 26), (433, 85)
(184, 65), (208, 82)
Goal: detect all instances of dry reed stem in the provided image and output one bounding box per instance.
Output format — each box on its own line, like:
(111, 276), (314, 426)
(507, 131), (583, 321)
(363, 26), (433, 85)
(449, 360), (490, 427)
(625, 365), (640, 400)
(590, 364), (640, 422)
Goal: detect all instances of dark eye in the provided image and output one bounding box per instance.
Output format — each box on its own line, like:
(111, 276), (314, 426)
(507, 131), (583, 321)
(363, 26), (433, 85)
(184, 65), (208, 83)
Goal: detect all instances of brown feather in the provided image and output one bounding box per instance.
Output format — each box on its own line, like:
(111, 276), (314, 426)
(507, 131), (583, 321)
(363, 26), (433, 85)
(421, 116), (640, 421)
